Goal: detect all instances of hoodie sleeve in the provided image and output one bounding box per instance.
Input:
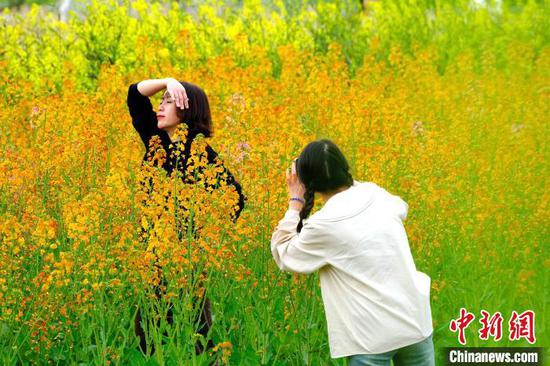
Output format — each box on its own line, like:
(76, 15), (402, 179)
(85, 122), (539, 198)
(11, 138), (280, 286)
(127, 83), (168, 149)
(395, 195), (409, 221)
(271, 209), (330, 274)
(388, 191), (409, 221)
(378, 186), (409, 221)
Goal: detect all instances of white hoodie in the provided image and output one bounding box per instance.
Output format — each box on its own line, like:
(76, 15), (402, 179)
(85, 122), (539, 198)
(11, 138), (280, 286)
(271, 180), (433, 358)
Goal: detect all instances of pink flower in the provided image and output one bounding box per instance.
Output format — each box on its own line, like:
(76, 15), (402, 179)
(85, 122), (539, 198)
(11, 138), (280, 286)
(235, 141), (251, 162)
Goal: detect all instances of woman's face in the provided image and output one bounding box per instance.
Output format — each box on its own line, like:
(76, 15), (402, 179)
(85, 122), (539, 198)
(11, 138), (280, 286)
(156, 91), (181, 130)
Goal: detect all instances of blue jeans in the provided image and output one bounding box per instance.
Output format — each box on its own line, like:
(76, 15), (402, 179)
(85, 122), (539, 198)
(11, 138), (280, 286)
(348, 333), (435, 366)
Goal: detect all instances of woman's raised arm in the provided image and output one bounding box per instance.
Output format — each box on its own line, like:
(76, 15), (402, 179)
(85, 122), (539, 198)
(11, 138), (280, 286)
(137, 78), (189, 109)
(136, 78), (171, 97)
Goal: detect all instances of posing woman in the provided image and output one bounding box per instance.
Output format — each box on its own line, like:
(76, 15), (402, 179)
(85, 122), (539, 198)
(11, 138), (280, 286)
(127, 77), (246, 357)
(271, 139), (434, 366)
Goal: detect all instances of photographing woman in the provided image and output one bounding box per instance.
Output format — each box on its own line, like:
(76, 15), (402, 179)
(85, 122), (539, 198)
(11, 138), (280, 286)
(271, 139), (434, 366)
(127, 77), (246, 358)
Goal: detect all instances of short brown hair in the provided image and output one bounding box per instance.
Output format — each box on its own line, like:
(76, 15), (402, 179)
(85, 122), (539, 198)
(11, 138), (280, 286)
(175, 81), (212, 137)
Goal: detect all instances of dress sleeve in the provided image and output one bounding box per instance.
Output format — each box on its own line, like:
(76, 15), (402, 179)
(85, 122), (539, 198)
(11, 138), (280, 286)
(205, 145), (247, 222)
(271, 209), (330, 274)
(224, 169), (246, 222)
(127, 82), (168, 149)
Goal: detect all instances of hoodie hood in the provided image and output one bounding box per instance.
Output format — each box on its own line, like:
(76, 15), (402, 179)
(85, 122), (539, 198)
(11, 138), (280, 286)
(310, 180), (379, 222)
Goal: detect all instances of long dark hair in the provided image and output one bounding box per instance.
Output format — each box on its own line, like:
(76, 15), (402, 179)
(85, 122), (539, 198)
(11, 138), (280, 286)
(296, 139), (354, 232)
(176, 81), (212, 138)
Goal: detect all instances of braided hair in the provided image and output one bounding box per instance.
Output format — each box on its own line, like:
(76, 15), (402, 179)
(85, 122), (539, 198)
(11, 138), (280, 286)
(296, 139), (354, 232)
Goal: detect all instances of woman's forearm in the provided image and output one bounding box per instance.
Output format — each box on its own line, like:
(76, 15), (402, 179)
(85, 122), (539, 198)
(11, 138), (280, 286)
(136, 78), (174, 97)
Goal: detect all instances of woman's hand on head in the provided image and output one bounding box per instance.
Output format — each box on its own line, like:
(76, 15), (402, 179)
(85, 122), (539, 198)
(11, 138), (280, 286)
(286, 159), (306, 201)
(166, 78), (189, 109)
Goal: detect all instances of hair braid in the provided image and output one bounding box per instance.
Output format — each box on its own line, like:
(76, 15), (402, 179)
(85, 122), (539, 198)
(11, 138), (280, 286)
(297, 187), (315, 233)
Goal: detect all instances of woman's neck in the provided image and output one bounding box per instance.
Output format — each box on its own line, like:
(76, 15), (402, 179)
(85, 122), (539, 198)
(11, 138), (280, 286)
(166, 128), (181, 143)
(166, 125), (197, 143)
